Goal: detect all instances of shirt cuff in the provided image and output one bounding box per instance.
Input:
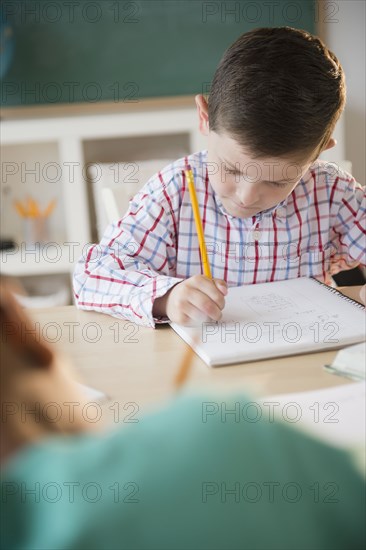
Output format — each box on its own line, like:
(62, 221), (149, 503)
(134, 276), (184, 328)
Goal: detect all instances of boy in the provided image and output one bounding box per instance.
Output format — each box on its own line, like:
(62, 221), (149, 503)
(73, 27), (366, 328)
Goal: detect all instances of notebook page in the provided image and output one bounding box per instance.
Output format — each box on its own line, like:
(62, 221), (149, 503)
(171, 278), (365, 366)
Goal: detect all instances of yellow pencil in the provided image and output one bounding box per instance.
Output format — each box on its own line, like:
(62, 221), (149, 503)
(174, 344), (195, 390)
(185, 168), (212, 279)
(174, 169), (213, 390)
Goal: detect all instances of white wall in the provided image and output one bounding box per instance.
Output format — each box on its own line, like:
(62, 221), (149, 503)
(318, 0), (366, 183)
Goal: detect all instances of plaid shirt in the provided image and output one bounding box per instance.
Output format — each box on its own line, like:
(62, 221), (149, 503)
(73, 150), (366, 327)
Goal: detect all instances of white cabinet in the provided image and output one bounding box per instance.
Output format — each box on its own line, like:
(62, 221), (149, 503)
(1, 96), (205, 278)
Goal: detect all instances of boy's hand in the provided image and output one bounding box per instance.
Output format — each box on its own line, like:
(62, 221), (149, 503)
(153, 275), (228, 325)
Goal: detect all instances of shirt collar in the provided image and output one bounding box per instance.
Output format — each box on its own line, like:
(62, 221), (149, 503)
(212, 190), (288, 222)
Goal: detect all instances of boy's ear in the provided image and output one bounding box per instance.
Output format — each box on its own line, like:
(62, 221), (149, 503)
(195, 94), (210, 136)
(322, 137), (337, 151)
(0, 279), (53, 369)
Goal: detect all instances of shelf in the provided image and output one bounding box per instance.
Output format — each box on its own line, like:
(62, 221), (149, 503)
(0, 95), (196, 120)
(1, 244), (83, 277)
(0, 102), (199, 145)
(1, 99), (207, 280)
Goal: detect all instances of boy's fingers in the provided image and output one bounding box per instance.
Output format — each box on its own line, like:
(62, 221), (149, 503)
(187, 288), (223, 321)
(188, 276), (226, 309)
(214, 279), (228, 295)
(181, 301), (210, 325)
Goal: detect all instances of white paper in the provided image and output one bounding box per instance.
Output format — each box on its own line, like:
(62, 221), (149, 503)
(262, 382), (366, 447)
(171, 278), (366, 366)
(329, 342), (366, 379)
(78, 383), (107, 402)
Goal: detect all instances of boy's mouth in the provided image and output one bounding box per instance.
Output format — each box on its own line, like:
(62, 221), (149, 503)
(230, 200), (260, 210)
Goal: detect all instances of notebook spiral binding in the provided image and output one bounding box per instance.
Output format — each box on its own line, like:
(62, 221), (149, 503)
(312, 278), (365, 310)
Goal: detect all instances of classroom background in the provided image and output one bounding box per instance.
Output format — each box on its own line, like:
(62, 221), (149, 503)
(1, 0), (365, 305)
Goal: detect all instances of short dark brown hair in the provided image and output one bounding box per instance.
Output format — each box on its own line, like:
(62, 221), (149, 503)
(208, 27), (346, 159)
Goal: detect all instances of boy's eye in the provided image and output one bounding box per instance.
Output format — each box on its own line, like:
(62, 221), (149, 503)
(225, 169), (238, 175)
(271, 181), (289, 188)
(223, 168), (291, 188)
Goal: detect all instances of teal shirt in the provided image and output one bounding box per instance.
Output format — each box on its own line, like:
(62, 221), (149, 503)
(1, 394), (365, 550)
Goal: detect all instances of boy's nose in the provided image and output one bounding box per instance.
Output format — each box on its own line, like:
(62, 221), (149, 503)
(236, 183), (260, 207)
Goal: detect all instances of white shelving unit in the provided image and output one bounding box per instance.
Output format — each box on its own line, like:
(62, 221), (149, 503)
(1, 244), (84, 277)
(1, 96), (206, 279)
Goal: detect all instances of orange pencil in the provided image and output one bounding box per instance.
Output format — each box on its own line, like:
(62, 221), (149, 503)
(14, 200), (26, 218)
(44, 199), (57, 217)
(27, 197), (40, 218)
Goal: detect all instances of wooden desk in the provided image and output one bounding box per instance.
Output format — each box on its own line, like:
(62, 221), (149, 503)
(30, 286), (363, 418)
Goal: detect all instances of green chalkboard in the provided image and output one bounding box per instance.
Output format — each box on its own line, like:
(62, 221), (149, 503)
(1, 0), (316, 107)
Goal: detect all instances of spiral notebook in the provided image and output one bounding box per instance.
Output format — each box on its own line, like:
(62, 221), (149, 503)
(170, 277), (365, 367)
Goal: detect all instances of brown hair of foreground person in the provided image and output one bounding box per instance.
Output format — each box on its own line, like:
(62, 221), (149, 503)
(0, 278), (100, 464)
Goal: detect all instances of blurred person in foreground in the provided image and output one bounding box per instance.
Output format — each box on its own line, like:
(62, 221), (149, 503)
(1, 278), (365, 550)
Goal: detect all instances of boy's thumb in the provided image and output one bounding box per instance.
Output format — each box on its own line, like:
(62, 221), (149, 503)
(214, 279), (228, 295)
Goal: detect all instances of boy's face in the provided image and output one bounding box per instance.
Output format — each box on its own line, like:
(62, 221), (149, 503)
(195, 94), (335, 219)
(206, 131), (315, 219)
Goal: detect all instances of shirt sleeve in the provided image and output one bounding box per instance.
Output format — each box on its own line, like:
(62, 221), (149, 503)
(73, 180), (183, 328)
(330, 176), (366, 270)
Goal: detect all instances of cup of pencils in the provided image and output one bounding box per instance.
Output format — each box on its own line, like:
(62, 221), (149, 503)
(14, 197), (56, 246)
